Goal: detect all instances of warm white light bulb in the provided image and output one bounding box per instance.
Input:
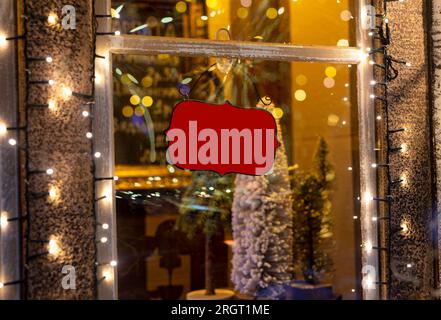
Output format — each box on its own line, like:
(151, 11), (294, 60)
(100, 237), (108, 244)
(110, 260), (117, 267)
(8, 138), (17, 146)
(46, 56), (53, 63)
(48, 100), (56, 110)
(82, 110), (89, 117)
(0, 213), (8, 228)
(370, 80), (376, 85)
(94, 152), (101, 158)
(63, 87), (72, 98)
(48, 239), (59, 255)
(46, 168), (54, 175)
(102, 223), (109, 230)
(48, 79), (55, 86)
(0, 35), (6, 46)
(113, 176), (119, 181)
(86, 132), (93, 139)
(47, 14), (57, 25)
(0, 123), (7, 134)
(114, 31), (121, 36)
(0, 282), (4, 289)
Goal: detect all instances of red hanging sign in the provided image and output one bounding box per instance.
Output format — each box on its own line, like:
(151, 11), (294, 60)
(165, 100), (279, 175)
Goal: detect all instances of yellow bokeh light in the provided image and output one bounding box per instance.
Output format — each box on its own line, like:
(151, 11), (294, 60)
(266, 8), (278, 20)
(142, 96), (154, 107)
(135, 106), (145, 117)
(122, 106), (134, 118)
(175, 1), (187, 13)
(294, 89), (307, 102)
(237, 7), (249, 19)
(206, 0), (218, 9)
(296, 74), (308, 86)
(120, 74), (132, 85)
(130, 95), (141, 105)
(273, 107), (284, 119)
(325, 66), (337, 78)
(141, 76), (153, 88)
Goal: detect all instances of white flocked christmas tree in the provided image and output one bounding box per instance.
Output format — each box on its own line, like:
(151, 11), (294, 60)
(231, 108), (293, 299)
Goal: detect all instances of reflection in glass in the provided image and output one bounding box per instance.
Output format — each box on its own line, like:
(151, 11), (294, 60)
(113, 53), (360, 300)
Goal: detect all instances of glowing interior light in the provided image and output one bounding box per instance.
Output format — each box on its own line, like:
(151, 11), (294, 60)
(406, 263), (412, 268)
(0, 282), (4, 289)
(47, 13), (57, 25)
(371, 163), (378, 168)
(114, 30), (121, 36)
(48, 80), (55, 86)
(102, 223), (109, 230)
(113, 176), (119, 181)
(86, 132), (93, 139)
(110, 260), (117, 267)
(100, 237), (108, 244)
(8, 138), (17, 146)
(46, 168), (54, 175)
(370, 80), (376, 85)
(406, 62), (411, 67)
(401, 143), (407, 153)
(82, 110), (89, 117)
(46, 56), (53, 63)
(94, 152), (101, 158)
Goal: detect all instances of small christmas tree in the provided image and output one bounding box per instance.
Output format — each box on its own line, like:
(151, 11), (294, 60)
(231, 111), (293, 299)
(290, 137), (335, 285)
(177, 171), (234, 295)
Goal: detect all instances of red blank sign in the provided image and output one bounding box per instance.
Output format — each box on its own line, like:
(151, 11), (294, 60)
(165, 100), (279, 175)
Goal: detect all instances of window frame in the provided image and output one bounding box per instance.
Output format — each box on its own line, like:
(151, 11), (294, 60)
(94, 0), (378, 300)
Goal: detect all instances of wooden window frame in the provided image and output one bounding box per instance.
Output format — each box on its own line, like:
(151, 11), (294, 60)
(93, 0), (378, 300)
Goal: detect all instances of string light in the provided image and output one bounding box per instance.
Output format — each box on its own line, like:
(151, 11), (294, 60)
(48, 239), (60, 256)
(100, 237), (108, 244)
(0, 212), (8, 228)
(8, 138), (17, 146)
(47, 13), (57, 25)
(110, 260), (117, 267)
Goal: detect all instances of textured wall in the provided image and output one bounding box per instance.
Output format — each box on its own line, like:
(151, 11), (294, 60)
(387, 0), (435, 299)
(431, 0), (441, 291)
(25, 0), (96, 299)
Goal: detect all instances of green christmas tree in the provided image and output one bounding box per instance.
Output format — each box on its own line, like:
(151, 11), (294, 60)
(177, 172), (234, 295)
(290, 137), (335, 285)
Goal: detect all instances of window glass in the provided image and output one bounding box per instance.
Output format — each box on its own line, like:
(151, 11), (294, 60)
(111, 0), (356, 46)
(113, 53), (360, 300)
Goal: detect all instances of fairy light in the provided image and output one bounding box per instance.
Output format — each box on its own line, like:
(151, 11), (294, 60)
(102, 223), (109, 230)
(8, 138), (17, 146)
(82, 110), (89, 118)
(62, 87), (72, 98)
(94, 152), (101, 158)
(48, 100), (56, 110)
(86, 132), (93, 139)
(47, 13), (58, 25)
(45, 56), (53, 63)
(0, 123), (7, 135)
(48, 185), (59, 201)
(0, 34), (6, 46)
(0, 212), (8, 228)
(110, 260), (117, 267)
(48, 239), (60, 255)
(100, 237), (108, 244)
(46, 168), (54, 175)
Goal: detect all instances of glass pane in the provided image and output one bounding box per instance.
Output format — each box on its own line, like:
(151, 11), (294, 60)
(113, 53), (360, 300)
(111, 0), (356, 46)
